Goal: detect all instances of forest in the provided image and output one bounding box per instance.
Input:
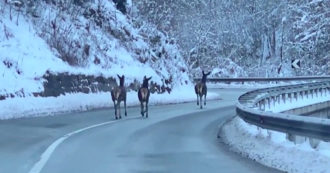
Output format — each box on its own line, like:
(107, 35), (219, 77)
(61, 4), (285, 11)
(135, 0), (329, 77)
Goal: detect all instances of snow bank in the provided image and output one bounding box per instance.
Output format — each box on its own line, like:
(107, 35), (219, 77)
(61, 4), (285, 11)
(221, 117), (330, 173)
(0, 86), (220, 120)
(221, 88), (330, 172)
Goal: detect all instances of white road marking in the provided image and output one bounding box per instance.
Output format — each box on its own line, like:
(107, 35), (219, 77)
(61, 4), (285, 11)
(28, 117), (137, 173)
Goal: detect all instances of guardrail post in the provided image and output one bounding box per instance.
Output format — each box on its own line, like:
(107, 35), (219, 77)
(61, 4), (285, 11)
(287, 133), (294, 143)
(300, 91), (303, 99)
(321, 88), (324, 96)
(282, 93), (286, 104)
(310, 89), (313, 98)
(258, 101), (263, 110)
(287, 134), (306, 145)
(325, 87), (327, 95)
(305, 90), (309, 99)
(288, 93), (292, 103)
(267, 98), (271, 109)
(320, 88), (323, 97)
(309, 138), (320, 149)
(328, 101), (330, 119)
(294, 92), (298, 101)
(261, 99), (266, 111)
(324, 87), (327, 95)
(324, 87), (326, 95)
(271, 96), (276, 107)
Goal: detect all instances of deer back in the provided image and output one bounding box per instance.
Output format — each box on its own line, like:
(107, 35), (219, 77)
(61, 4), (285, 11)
(195, 82), (207, 96)
(138, 87), (149, 102)
(111, 86), (126, 102)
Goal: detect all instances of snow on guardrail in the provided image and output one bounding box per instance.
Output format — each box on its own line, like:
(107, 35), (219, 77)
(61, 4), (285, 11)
(236, 80), (330, 141)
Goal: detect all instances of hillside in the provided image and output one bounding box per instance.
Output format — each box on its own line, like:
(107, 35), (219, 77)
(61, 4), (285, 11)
(0, 0), (199, 119)
(0, 0), (191, 98)
(136, 0), (330, 77)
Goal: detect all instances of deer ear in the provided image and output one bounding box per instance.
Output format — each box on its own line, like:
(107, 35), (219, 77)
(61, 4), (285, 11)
(117, 74), (121, 79)
(202, 70), (205, 75)
(207, 72), (211, 76)
(147, 77), (152, 80)
(122, 75), (124, 79)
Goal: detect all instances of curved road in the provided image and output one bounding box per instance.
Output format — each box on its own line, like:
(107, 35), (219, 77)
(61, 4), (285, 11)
(0, 89), (281, 173)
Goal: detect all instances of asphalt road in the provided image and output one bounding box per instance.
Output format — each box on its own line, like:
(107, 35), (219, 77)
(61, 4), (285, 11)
(0, 88), (281, 173)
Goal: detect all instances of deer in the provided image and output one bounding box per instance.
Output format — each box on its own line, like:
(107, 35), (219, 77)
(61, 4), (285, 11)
(138, 76), (152, 118)
(195, 71), (211, 109)
(111, 75), (127, 119)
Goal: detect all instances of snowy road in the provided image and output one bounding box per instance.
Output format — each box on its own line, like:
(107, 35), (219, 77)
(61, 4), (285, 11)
(0, 89), (280, 173)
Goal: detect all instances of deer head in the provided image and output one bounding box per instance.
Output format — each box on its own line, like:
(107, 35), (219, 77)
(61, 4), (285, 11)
(117, 74), (125, 87)
(201, 71), (211, 83)
(142, 76), (152, 88)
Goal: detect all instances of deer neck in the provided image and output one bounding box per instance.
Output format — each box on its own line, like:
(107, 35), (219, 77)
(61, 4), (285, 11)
(142, 82), (148, 88)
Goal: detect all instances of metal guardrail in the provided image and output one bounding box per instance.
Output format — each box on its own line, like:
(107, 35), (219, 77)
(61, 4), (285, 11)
(194, 76), (330, 83)
(236, 80), (330, 141)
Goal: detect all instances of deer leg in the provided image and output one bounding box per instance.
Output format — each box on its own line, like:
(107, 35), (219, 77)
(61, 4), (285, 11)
(113, 101), (118, 119)
(118, 101), (121, 119)
(196, 94), (199, 105)
(124, 99), (127, 116)
(204, 94), (206, 106)
(200, 96), (203, 109)
(140, 102), (144, 117)
(146, 102), (149, 118)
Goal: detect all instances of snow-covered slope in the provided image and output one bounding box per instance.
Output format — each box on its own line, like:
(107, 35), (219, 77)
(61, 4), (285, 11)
(210, 58), (246, 78)
(0, 8), (71, 96)
(0, 1), (190, 97)
(0, 1), (196, 119)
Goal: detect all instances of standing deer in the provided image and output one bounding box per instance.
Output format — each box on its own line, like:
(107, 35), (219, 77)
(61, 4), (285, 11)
(111, 75), (127, 119)
(195, 71), (211, 109)
(138, 76), (152, 118)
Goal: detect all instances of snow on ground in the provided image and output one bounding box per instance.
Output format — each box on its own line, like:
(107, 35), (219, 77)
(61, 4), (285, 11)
(0, 85), (220, 120)
(221, 89), (330, 173)
(221, 117), (330, 173)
